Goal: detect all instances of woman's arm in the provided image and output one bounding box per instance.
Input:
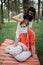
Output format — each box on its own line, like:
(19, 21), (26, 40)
(12, 16), (21, 22)
(12, 13), (23, 22)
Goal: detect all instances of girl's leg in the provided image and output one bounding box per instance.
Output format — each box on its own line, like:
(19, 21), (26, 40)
(5, 45), (22, 56)
(15, 51), (31, 62)
(5, 45), (14, 53)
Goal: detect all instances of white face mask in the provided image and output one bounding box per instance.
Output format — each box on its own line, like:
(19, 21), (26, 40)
(20, 27), (27, 33)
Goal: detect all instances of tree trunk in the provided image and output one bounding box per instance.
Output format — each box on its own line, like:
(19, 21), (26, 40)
(23, 0), (29, 10)
(37, 0), (40, 23)
(1, 0), (4, 24)
(29, 0), (34, 6)
(42, 10), (43, 21)
(42, 0), (43, 21)
(8, 0), (9, 22)
(14, 0), (18, 14)
(0, 19), (2, 29)
(0, 2), (2, 29)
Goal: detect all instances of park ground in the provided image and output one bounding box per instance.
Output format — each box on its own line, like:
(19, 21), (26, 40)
(0, 21), (43, 65)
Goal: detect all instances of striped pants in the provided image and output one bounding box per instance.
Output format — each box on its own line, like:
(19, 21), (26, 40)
(5, 45), (31, 62)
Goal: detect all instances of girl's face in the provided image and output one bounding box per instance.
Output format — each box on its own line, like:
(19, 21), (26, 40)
(20, 23), (27, 28)
(20, 23), (28, 33)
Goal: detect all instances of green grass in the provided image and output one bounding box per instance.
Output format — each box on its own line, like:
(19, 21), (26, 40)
(0, 22), (17, 44)
(0, 21), (43, 65)
(32, 22), (43, 65)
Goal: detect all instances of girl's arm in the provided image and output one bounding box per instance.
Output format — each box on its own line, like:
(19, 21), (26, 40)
(18, 42), (28, 51)
(31, 45), (37, 58)
(30, 31), (36, 58)
(18, 35), (28, 51)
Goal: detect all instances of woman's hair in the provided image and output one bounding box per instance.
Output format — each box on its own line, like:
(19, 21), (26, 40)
(20, 20), (29, 26)
(27, 7), (36, 20)
(23, 7), (36, 20)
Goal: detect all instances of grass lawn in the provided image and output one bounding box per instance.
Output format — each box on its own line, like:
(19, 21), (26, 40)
(32, 22), (43, 65)
(0, 22), (17, 44)
(0, 21), (43, 65)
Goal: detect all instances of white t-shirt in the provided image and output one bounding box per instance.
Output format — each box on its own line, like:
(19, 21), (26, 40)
(16, 13), (33, 39)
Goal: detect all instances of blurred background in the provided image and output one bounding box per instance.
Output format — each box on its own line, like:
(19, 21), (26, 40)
(0, 0), (43, 29)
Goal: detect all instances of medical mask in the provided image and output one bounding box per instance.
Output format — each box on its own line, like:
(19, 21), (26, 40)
(23, 14), (33, 21)
(20, 27), (27, 33)
(27, 14), (33, 21)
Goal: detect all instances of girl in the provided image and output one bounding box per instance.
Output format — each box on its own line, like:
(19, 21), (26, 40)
(5, 20), (36, 62)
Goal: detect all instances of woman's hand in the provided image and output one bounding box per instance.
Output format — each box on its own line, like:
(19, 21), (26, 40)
(22, 45), (28, 51)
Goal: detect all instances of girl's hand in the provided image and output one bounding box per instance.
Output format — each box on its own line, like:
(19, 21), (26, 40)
(22, 45), (28, 51)
(32, 54), (37, 58)
(18, 42), (28, 51)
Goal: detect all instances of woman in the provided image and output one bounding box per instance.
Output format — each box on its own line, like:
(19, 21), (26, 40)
(13, 7), (36, 41)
